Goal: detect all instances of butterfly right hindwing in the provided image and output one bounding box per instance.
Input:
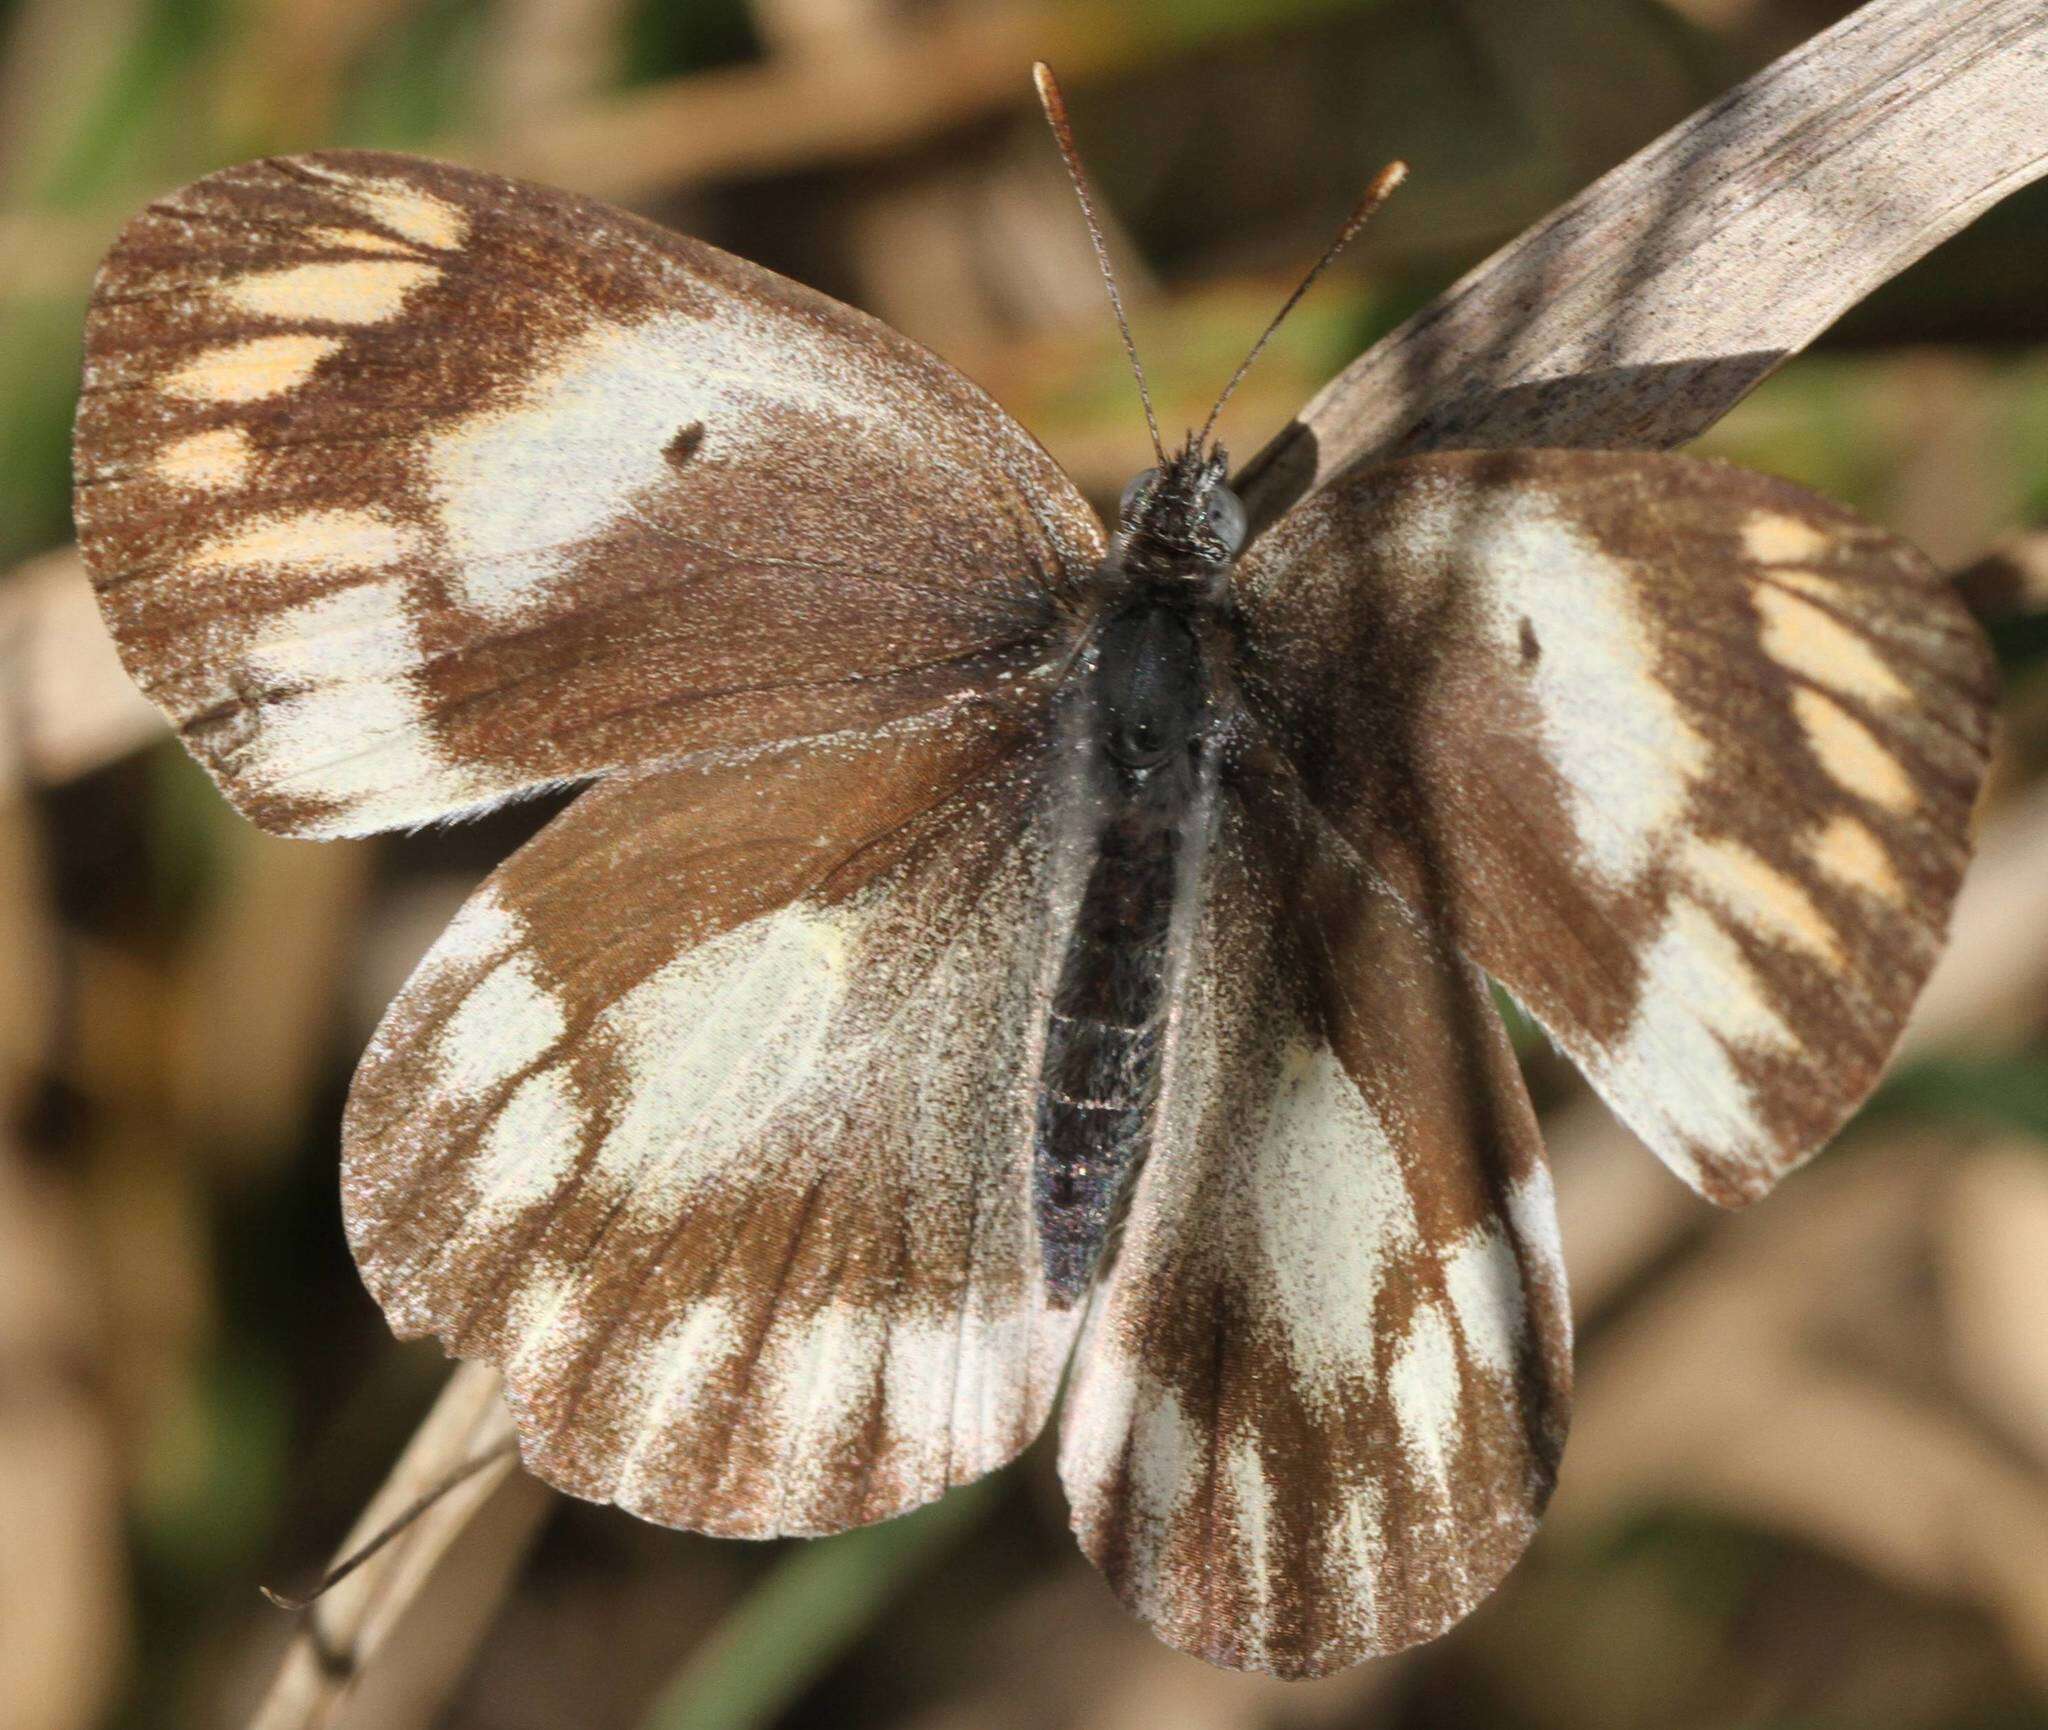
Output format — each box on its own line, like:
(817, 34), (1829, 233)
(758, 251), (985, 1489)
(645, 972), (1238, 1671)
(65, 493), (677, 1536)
(1061, 768), (1572, 1677)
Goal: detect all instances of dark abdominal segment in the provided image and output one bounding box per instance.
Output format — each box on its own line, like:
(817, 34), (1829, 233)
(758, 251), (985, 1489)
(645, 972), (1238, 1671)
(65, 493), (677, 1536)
(1033, 598), (1218, 1302)
(1034, 762), (1190, 1299)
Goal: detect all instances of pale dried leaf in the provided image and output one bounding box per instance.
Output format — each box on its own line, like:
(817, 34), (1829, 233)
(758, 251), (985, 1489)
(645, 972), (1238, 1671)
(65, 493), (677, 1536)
(0, 547), (163, 793)
(1943, 1144), (2048, 1457)
(250, 1364), (544, 1730)
(1241, 0), (2048, 524)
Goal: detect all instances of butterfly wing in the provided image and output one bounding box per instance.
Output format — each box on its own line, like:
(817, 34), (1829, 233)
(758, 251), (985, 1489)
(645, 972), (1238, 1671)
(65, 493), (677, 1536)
(344, 694), (1083, 1534)
(1234, 449), (1994, 1205)
(75, 151), (1100, 836)
(1059, 773), (1572, 1676)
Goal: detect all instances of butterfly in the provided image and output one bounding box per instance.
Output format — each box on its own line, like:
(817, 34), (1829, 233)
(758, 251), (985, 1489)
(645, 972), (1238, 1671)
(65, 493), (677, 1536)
(72, 69), (1994, 1676)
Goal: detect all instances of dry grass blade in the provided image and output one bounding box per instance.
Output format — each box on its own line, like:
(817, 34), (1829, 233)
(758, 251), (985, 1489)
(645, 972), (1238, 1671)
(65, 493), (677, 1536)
(1240, 0), (2048, 526)
(248, 1364), (544, 1730)
(0, 546), (162, 793)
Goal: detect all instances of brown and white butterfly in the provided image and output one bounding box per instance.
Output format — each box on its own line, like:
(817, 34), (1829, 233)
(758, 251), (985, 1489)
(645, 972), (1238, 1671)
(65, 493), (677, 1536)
(73, 118), (1992, 1677)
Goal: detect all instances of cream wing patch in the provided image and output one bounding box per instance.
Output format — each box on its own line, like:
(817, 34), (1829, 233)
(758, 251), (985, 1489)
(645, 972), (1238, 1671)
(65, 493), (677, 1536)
(223, 258), (440, 324)
(154, 427), (253, 490)
(428, 304), (900, 621)
(161, 333), (342, 402)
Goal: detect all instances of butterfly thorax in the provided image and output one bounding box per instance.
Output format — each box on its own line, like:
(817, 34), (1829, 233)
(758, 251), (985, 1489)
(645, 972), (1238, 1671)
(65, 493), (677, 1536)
(1031, 449), (1244, 1301)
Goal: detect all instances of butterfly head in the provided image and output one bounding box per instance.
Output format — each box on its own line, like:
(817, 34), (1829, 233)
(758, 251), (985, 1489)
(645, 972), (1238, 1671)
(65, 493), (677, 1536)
(1115, 439), (1247, 570)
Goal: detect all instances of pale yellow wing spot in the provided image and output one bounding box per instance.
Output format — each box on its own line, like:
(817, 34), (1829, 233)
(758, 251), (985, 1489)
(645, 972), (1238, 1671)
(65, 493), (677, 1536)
(305, 225), (426, 256)
(1792, 687), (1917, 812)
(348, 182), (469, 251)
(1753, 584), (1911, 706)
(1807, 813), (1906, 903)
(190, 508), (418, 576)
(1681, 834), (1843, 965)
(223, 259), (439, 325)
(160, 334), (342, 403)
(1742, 511), (1832, 565)
(154, 426), (253, 490)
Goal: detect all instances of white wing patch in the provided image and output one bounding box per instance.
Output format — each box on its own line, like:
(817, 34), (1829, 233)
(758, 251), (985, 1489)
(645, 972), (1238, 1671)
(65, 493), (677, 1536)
(1596, 900), (1798, 1189)
(583, 902), (856, 1214)
(436, 952), (566, 1098)
(1458, 496), (1708, 885)
(1251, 1040), (1418, 1399)
(429, 305), (899, 621)
(1388, 1299), (1463, 1494)
(232, 579), (483, 831)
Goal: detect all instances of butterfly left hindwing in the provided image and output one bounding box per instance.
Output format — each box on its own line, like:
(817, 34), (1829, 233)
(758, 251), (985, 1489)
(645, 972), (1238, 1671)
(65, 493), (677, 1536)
(345, 695), (1083, 1536)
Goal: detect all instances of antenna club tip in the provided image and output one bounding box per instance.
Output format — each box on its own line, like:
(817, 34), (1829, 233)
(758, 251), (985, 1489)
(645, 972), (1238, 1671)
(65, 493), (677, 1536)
(1032, 61), (1062, 107)
(1382, 159), (1411, 188)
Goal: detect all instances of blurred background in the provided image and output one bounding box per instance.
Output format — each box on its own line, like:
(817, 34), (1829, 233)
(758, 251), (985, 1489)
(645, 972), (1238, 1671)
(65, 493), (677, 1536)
(5, 0), (2048, 1726)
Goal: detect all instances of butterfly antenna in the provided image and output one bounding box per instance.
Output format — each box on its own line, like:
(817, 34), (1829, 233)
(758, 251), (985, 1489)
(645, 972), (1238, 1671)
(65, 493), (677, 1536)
(1033, 61), (1165, 466)
(259, 1439), (516, 1612)
(1195, 159), (1408, 452)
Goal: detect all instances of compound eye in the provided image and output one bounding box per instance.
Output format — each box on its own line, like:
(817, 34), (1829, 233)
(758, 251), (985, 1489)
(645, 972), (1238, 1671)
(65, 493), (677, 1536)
(1118, 467), (1162, 518)
(1204, 484), (1247, 554)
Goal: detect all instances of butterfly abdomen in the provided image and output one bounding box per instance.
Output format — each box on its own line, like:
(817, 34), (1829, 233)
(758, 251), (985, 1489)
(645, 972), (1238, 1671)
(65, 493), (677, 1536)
(1034, 598), (1221, 1300)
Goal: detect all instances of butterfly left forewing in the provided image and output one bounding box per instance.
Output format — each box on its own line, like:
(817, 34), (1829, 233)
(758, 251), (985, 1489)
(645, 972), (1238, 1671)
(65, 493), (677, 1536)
(1060, 776), (1571, 1678)
(76, 151), (1100, 836)
(1236, 449), (1995, 1205)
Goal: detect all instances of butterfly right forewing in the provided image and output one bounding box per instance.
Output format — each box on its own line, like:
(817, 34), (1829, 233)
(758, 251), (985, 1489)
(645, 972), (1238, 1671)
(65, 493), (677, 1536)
(1236, 449), (1994, 1205)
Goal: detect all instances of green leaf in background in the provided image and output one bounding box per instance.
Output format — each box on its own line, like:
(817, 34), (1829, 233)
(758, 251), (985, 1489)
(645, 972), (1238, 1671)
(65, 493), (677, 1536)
(1874, 1051), (2048, 1143)
(0, 297), (84, 565)
(639, 1476), (1000, 1730)
(32, 0), (227, 208)
(334, 0), (493, 148)
(621, 0), (761, 85)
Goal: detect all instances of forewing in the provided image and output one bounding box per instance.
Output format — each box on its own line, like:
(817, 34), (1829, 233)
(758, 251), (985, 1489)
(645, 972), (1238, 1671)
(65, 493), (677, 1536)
(1237, 449), (1994, 1204)
(75, 151), (1101, 836)
(343, 697), (1080, 1535)
(1059, 775), (1571, 1677)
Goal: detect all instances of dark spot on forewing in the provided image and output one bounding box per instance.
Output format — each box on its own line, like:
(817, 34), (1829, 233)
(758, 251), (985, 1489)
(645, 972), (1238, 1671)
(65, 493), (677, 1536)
(665, 421), (705, 467)
(1519, 616), (1541, 665)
